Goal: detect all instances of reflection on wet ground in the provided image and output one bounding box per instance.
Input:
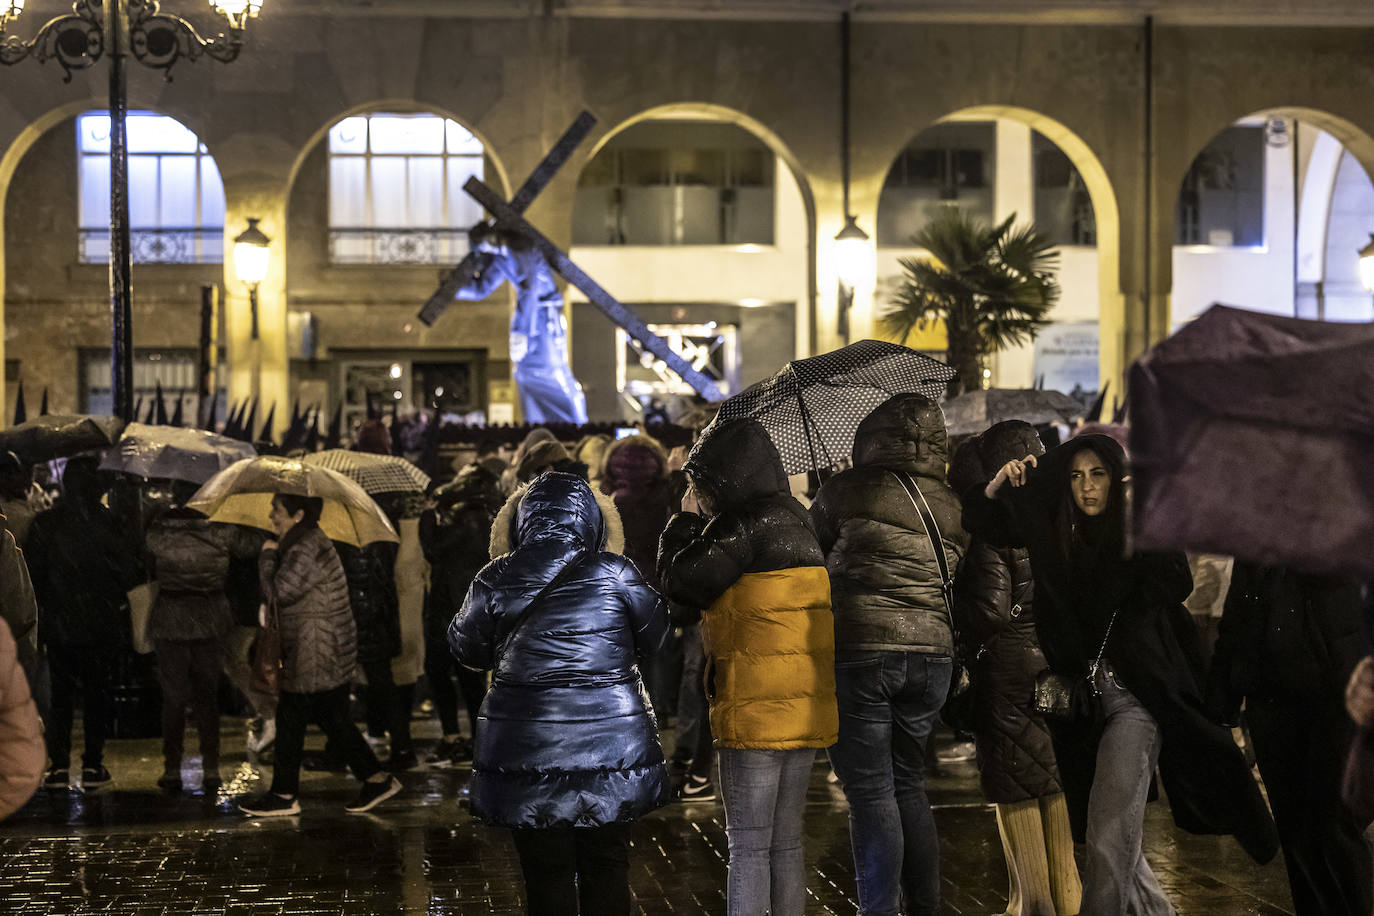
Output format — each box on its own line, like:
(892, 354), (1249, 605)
(0, 721), (1296, 914)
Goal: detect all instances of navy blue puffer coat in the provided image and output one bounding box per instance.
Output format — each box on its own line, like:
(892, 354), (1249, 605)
(449, 471), (671, 829)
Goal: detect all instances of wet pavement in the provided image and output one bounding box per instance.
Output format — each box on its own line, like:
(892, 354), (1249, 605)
(0, 719), (1299, 915)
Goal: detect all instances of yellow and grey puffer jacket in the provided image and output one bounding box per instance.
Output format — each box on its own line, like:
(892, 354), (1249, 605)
(659, 419), (837, 749)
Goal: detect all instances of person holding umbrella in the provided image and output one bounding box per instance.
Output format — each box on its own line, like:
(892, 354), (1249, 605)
(237, 492), (402, 816)
(658, 418), (837, 916)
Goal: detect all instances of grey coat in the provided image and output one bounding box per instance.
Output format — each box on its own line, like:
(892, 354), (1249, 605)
(146, 512), (259, 643)
(259, 525), (357, 694)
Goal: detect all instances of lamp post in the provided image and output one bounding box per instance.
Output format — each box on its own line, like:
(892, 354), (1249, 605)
(233, 217), (268, 405)
(0, 0), (263, 422)
(835, 10), (870, 344)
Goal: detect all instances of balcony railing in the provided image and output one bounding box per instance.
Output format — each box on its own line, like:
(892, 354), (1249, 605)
(80, 228), (223, 264)
(329, 228), (471, 265)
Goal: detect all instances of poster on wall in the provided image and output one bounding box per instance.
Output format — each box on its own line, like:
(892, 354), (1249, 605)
(1033, 321), (1099, 407)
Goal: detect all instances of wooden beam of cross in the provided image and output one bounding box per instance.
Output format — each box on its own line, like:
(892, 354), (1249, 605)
(462, 175), (726, 402)
(417, 111), (598, 327)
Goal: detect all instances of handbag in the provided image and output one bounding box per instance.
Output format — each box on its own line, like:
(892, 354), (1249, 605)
(1034, 607), (1119, 724)
(250, 598), (282, 697)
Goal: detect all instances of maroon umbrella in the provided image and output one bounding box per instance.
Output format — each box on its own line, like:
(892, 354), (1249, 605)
(1129, 304), (1374, 578)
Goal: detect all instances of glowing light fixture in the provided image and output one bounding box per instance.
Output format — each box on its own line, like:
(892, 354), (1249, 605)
(234, 218), (271, 339)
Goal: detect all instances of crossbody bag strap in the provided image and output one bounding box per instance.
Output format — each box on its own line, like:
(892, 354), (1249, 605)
(495, 552), (587, 668)
(891, 471), (954, 618)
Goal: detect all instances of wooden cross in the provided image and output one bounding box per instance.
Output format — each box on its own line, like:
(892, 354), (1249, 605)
(417, 111), (725, 403)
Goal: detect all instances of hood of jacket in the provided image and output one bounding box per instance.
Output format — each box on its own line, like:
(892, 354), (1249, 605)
(601, 434), (668, 495)
(851, 393), (948, 479)
(490, 471), (625, 558)
(684, 419), (788, 507)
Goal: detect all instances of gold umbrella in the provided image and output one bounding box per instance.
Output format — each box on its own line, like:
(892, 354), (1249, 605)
(188, 455), (399, 547)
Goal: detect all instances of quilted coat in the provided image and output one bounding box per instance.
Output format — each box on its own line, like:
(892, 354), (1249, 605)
(259, 524), (358, 694)
(0, 618), (42, 821)
(146, 509), (260, 642)
(962, 434), (1279, 863)
(659, 418), (838, 750)
(809, 394), (968, 654)
(334, 540), (401, 666)
(449, 471), (671, 829)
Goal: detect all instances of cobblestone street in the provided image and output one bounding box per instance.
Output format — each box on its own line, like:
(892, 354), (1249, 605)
(0, 720), (1300, 915)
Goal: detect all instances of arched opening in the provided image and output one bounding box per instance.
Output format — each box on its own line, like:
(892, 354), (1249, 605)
(568, 103), (817, 422)
(874, 106), (1121, 406)
(2, 106), (227, 422)
(282, 103), (513, 433)
(1171, 108), (1374, 328)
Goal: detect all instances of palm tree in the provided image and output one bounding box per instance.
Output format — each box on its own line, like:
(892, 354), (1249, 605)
(879, 207), (1060, 397)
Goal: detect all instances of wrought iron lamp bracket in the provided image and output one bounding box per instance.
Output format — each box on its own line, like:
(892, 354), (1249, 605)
(0, 1), (104, 82)
(129, 0), (244, 80)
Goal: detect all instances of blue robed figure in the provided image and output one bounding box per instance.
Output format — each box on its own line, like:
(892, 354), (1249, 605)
(454, 223), (589, 424)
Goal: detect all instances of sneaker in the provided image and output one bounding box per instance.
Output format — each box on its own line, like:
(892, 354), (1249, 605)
(936, 740), (976, 764)
(238, 793), (301, 817)
(345, 775), (402, 813)
(679, 774), (716, 803)
(81, 767), (113, 791)
(43, 767), (69, 790)
(424, 740), (459, 769)
(248, 718), (276, 754)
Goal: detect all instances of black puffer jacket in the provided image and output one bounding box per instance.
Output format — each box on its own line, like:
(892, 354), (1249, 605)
(334, 540), (401, 666)
(145, 509), (259, 642)
(450, 472), (670, 829)
(810, 394), (968, 654)
(420, 463), (503, 647)
(956, 540), (1059, 803)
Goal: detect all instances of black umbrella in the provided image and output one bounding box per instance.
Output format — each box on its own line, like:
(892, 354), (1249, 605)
(0, 414), (125, 463)
(700, 339), (955, 474)
(941, 387), (1084, 437)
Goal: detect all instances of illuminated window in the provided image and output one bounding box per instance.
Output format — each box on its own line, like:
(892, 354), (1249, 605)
(77, 111), (225, 263)
(1176, 126), (1265, 247)
(328, 113), (485, 264)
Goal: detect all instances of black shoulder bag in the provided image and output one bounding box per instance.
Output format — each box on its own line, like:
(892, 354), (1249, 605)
(494, 553), (587, 669)
(1034, 607), (1119, 725)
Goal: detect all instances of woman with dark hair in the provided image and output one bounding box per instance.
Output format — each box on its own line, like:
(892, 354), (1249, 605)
(962, 434), (1277, 915)
(238, 493), (401, 817)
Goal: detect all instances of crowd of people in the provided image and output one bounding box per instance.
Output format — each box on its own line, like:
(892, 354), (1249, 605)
(0, 393), (1371, 916)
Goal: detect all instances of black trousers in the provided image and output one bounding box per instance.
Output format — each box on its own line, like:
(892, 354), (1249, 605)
(272, 685), (381, 796)
(1247, 696), (1374, 916)
(360, 657), (413, 755)
(510, 823), (632, 916)
(670, 624), (712, 779)
(424, 630), (485, 737)
(155, 637), (222, 772)
(45, 643), (116, 770)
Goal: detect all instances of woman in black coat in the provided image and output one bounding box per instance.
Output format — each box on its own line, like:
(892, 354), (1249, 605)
(450, 471), (669, 916)
(1207, 564), (1372, 916)
(949, 422), (1079, 916)
(964, 434), (1277, 915)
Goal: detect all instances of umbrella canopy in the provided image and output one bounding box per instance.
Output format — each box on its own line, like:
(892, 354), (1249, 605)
(1130, 304), (1374, 578)
(304, 449), (431, 496)
(942, 387), (1084, 437)
(99, 422), (257, 485)
(0, 414), (125, 463)
(189, 455), (399, 547)
(701, 339), (955, 474)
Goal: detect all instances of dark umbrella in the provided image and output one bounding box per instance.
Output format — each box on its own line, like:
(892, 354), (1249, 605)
(12, 381), (25, 426)
(1130, 304), (1374, 578)
(0, 414), (125, 463)
(700, 339), (955, 474)
(942, 387), (1085, 437)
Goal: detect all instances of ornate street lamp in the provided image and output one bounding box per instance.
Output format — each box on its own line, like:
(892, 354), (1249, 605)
(0, 0), (264, 421)
(835, 11), (870, 344)
(233, 217), (269, 340)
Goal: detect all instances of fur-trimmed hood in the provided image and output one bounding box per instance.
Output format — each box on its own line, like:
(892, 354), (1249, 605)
(490, 471), (625, 559)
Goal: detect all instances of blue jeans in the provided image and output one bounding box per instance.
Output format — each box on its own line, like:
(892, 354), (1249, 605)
(827, 650), (951, 916)
(1082, 665), (1174, 916)
(717, 746), (816, 916)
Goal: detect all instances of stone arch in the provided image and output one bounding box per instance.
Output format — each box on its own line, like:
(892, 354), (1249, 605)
(580, 102), (819, 355)
(0, 101), (228, 423)
(1167, 106), (1374, 327)
(874, 104), (1124, 395)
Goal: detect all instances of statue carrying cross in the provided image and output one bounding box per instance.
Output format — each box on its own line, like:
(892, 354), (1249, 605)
(418, 111), (725, 424)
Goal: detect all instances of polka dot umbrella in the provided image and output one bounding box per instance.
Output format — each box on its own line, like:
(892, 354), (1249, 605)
(698, 339), (956, 475)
